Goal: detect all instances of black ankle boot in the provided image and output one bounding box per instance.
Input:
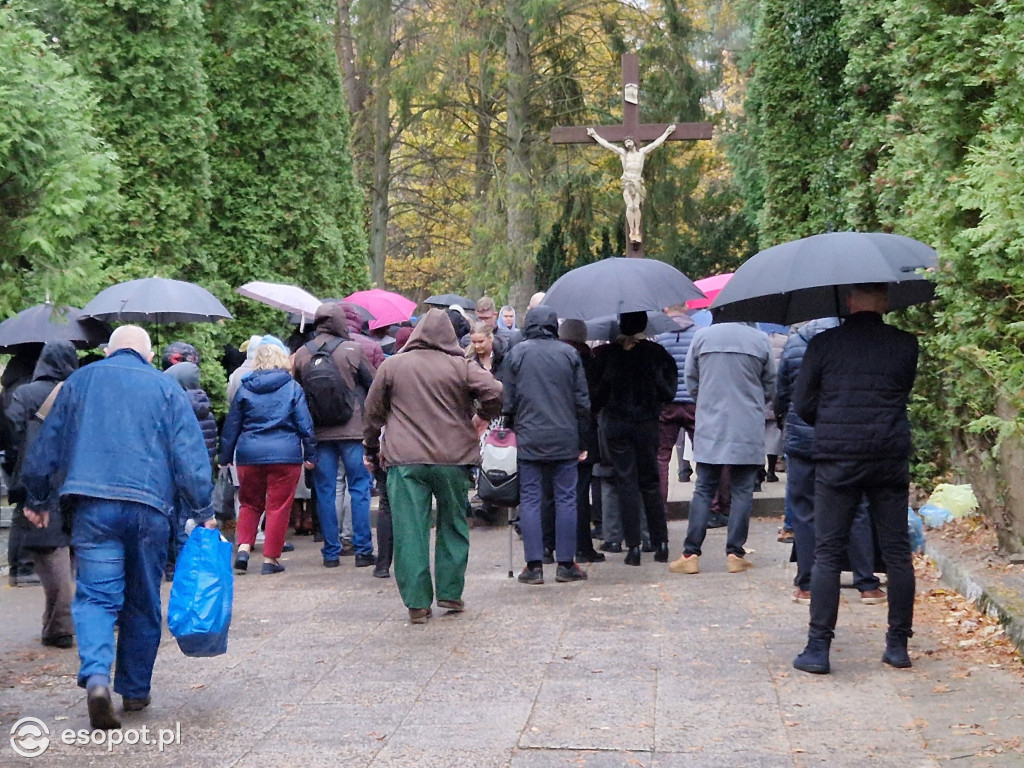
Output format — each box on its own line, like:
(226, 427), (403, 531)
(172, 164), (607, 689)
(881, 632), (912, 668)
(624, 546), (641, 566)
(654, 542), (669, 563)
(793, 638), (831, 674)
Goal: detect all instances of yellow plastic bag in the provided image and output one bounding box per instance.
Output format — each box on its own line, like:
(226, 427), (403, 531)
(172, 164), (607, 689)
(926, 483), (979, 518)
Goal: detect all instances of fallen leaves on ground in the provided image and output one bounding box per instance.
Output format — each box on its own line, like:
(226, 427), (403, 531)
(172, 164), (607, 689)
(914, 552), (1024, 674)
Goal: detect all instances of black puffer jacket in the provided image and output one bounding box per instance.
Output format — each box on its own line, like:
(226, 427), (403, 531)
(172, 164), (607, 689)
(502, 307), (591, 462)
(773, 318), (840, 459)
(5, 340), (79, 548)
(793, 312), (918, 461)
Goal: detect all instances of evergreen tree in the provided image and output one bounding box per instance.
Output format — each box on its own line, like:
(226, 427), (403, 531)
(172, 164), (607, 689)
(56, 0), (213, 280)
(743, 0), (846, 247)
(204, 0), (368, 321)
(0, 3), (120, 313)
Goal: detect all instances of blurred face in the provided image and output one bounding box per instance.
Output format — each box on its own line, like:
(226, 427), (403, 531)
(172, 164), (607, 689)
(501, 308), (515, 327)
(476, 309), (497, 329)
(471, 332), (492, 358)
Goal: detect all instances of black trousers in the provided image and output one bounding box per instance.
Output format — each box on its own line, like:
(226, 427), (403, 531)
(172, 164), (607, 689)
(809, 459), (914, 642)
(374, 468), (393, 571)
(600, 414), (668, 549)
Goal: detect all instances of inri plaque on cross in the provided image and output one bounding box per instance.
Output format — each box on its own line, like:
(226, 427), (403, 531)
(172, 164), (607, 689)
(552, 53), (713, 257)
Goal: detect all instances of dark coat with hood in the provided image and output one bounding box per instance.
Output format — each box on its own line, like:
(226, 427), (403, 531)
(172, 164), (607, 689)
(165, 362), (218, 462)
(773, 318), (840, 459)
(5, 340), (79, 548)
(793, 312), (918, 461)
(292, 303), (376, 442)
(502, 307), (590, 462)
(219, 368), (316, 467)
(341, 302), (387, 369)
(363, 308), (503, 467)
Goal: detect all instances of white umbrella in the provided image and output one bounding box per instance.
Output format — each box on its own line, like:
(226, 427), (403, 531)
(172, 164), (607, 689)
(237, 281), (321, 324)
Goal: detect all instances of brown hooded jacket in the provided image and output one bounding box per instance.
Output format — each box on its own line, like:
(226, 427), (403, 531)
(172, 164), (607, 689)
(363, 309), (503, 466)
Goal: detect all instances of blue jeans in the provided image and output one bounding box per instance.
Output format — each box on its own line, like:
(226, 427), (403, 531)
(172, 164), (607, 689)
(71, 499), (170, 699)
(519, 460), (578, 564)
(314, 440), (372, 559)
(684, 464), (758, 557)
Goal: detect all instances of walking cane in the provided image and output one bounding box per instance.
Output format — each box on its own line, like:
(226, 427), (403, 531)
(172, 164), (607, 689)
(508, 505), (516, 578)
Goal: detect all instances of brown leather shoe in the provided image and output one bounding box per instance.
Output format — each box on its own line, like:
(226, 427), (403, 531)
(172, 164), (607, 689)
(792, 589), (811, 605)
(726, 554), (753, 573)
(437, 599), (465, 612)
(408, 607), (432, 624)
(860, 589), (888, 605)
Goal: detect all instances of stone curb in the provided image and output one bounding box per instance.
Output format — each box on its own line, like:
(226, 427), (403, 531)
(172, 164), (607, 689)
(926, 539), (1024, 657)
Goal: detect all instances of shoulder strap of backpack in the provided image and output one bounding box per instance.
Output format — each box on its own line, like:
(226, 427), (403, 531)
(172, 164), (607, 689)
(35, 381), (64, 422)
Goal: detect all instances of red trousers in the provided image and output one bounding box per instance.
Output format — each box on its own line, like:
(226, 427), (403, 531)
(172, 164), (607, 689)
(236, 464), (302, 559)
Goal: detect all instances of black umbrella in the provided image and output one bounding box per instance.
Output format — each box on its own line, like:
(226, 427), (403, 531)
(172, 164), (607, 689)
(710, 232), (938, 325)
(423, 293), (476, 310)
(82, 277), (232, 324)
(584, 311), (681, 341)
(0, 302), (112, 353)
(542, 258), (704, 321)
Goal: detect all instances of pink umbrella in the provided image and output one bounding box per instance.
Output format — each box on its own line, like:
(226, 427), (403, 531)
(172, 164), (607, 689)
(686, 272), (734, 309)
(343, 289), (417, 330)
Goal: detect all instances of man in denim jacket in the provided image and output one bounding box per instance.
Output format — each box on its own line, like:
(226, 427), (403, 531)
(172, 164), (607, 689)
(21, 325), (216, 730)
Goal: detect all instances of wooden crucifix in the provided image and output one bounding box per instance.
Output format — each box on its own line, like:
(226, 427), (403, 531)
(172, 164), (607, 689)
(552, 53), (713, 257)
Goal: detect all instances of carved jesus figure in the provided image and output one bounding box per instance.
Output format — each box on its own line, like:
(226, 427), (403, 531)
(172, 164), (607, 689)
(587, 124), (676, 244)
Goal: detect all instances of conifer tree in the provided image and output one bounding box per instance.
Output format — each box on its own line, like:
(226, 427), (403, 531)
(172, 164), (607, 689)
(0, 4), (120, 313)
(204, 0), (368, 318)
(56, 0), (213, 280)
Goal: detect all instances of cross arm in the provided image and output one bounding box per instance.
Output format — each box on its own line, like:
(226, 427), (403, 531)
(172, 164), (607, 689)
(551, 122), (713, 145)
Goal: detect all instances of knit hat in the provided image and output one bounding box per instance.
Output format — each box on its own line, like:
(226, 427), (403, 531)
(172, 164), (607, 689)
(258, 334), (288, 353)
(558, 318), (588, 343)
(619, 311), (648, 336)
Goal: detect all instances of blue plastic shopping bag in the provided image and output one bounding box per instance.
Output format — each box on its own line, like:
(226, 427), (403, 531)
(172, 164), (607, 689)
(168, 526), (234, 657)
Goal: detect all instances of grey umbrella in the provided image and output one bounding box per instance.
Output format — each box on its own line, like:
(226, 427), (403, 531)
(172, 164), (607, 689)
(584, 311), (681, 341)
(0, 302), (112, 352)
(710, 232), (938, 325)
(542, 258), (704, 321)
(82, 277), (232, 324)
(424, 293), (476, 310)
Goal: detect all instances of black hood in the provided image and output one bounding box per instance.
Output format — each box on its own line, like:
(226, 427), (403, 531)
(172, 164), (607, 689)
(523, 306), (558, 340)
(32, 340), (78, 383)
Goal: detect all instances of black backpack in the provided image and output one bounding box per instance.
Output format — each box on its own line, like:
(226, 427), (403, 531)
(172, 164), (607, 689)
(301, 339), (355, 427)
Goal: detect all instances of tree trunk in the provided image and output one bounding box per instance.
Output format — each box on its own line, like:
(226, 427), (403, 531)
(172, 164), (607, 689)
(953, 397), (1024, 556)
(505, 0), (534, 314)
(369, 70), (392, 286)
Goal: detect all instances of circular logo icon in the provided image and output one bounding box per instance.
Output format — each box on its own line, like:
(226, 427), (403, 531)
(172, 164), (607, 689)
(10, 717), (50, 758)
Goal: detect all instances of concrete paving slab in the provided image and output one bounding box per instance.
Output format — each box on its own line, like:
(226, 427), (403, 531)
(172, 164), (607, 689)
(2, 518), (1023, 768)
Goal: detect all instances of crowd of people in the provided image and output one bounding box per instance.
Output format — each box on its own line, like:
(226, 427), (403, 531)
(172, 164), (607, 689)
(5, 283), (918, 729)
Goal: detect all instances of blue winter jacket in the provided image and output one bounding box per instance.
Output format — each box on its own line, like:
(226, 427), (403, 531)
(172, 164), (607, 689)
(654, 313), (697, 404)
(21, 348), (214, 522)
(219, 369), (316, 467)
(773, 318), (839, 459)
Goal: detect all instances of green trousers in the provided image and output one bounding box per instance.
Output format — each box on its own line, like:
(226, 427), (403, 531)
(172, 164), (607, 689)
(387, 464), (472, 610)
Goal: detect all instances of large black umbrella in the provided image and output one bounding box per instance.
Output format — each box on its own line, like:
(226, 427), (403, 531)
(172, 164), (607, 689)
(542, 258), (704, 320)
(710, 232), (938, 325)
(423, 293), (476, 310)
(0, 302), (112, 352)
(82, 278), (232, 324)
(584, 311), (680, 341)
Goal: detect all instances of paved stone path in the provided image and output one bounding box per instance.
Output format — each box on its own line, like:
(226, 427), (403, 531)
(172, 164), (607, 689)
(2, 516), (1023, 767)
